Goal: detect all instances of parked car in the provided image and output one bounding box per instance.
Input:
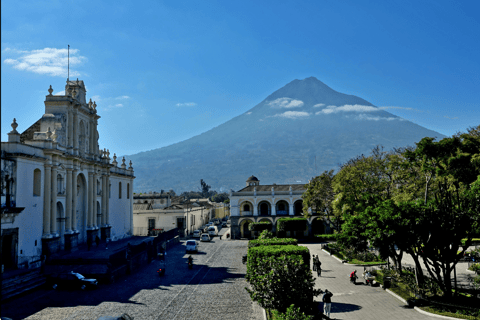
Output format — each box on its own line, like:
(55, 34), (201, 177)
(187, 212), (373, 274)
(222, 221), (227, 227)
(185, 240), (198, 253)
(200, 233), (211, 242)
(48, 271), (98, 290)
(208, 226), (218, 237)
(192, 230), (201, 238)
(214, 219), (221, 225)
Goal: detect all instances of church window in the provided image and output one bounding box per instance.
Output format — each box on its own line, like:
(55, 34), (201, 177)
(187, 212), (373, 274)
(33, 169), (41, 196)
(127, 183), (130, 199)
(243, 204), (250, 211)
(119, 182), (122, 199)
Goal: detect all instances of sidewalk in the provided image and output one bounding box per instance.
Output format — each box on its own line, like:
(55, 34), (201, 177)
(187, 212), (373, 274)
(303, 243), (435, 320)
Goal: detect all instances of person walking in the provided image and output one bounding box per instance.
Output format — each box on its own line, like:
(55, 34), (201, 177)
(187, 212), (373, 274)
(312, 254), (317, 271)
(317, 259), (322, 277)
(323, 289), (333, 318)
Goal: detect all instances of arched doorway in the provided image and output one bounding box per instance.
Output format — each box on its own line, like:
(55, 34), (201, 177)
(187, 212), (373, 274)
(240, 201), (253, 216)
(294, 200), (303, 216)
(276, 200), (289, 216)
(258, 201), (271, 216)
(56, 201), (65, 250)
(240, 219), (253, 238)
(76, 173), (87, 244)
(311, 217), (325, 235)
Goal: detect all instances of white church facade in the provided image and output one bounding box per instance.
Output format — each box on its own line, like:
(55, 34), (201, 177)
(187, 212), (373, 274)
(1, 79), (134, 271)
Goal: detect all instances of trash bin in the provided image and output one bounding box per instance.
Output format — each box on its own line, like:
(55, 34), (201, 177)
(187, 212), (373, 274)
(384, 277), (392, 288)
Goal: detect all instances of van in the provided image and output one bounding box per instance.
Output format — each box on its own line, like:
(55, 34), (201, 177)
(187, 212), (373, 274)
(185, 240), (198, 253)
(207, 226), (218, 237)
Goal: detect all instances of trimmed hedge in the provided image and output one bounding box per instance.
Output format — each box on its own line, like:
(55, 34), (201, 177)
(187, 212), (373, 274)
(248, 245), (310, 266)
(249, 221), (273, 232)
(245, 245), (319, 313)
(277, 218), (308, 232)
(248, 238), (298, 248)
(314, 234), (338, 241)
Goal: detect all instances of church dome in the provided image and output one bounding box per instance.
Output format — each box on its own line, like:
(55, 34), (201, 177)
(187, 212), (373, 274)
(246, 175), (258, 182)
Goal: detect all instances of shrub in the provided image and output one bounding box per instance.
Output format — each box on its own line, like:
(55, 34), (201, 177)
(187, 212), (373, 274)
(271, 304), (314, 320)
(259, 229), (274, 239)
(249, 221), (273, 232)
(245, 245), (319, 313)
(248, 238), (298, 248)
(468, 263), (480, 274)
(314, 234), (337, 241)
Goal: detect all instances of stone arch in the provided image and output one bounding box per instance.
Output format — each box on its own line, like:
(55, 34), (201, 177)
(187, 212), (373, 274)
(311, 217), (325, 235)
(275, 200), (289, 216)
(76, 173), (87, 244)
(33, 168), (41, 196)
(258, 200), (271, 216)
(294, 199), (304, 216)
(239, 218), (255, 238)
(239, 201), (253, 216)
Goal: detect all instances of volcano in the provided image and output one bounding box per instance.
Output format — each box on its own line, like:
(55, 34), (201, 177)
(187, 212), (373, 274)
(128, 77), (445, 192)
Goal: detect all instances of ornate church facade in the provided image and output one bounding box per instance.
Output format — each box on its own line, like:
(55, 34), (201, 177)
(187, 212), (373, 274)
(1, 79), (135, 271)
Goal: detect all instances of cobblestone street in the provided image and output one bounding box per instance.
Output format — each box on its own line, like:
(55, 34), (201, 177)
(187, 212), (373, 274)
(1, 238), (263, 320)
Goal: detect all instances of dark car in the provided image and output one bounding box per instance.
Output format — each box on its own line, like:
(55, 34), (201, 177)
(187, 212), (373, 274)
(48, 271), (98, 290)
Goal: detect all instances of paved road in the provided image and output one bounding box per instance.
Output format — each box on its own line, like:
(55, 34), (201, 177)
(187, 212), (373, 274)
(304, 243), (435, 320)
(1, 237), (262, 320)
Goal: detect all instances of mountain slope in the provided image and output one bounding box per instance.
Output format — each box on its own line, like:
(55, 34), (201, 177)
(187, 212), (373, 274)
(129, 77), (445, 192)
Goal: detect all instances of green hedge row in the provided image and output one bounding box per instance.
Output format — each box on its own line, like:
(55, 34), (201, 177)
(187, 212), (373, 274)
(248, 237), (298, 248)
(248, 221), (273, 232)
(248, 245), (310, 266)
(277, 217), (308, 232)
(314, 234), (337, 241)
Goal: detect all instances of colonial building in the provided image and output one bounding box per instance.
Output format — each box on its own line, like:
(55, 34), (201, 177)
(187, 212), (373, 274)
(229, 176), (323, 238)
(1, 79), (135, 271)
(133, 195), (213, 237)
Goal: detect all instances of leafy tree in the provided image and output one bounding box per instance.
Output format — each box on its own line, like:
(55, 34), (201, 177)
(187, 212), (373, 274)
(211, 192), (229, 203)
(302, 170), (340, 230)
(199, 179), (211, 197)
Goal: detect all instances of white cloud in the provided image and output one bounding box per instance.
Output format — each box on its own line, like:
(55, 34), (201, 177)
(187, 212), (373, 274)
(274, 111), (310, 119)
(116, 95), (130, 100)
(91, 95), (101, 101)
(316, 104), (379, 114)
(246, 112), (252, 115)
(3, 47), (87, 77)
(313, 103), (325, 108)
(176, 102), (197, 107)
(268, 97), (304, 109)
(54, 90), (65, 96)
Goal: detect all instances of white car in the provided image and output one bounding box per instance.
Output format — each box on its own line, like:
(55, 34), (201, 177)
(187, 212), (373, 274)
(192, 230), (201, 238)
(200, 233), (211, 242)
(208, 226), (218, 237)
(185, 240), (198, 253)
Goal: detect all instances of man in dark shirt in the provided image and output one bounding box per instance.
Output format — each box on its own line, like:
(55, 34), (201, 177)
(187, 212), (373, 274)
(323, 289), (333, 318)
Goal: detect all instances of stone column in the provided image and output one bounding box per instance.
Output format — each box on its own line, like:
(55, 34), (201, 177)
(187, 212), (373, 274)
(271, 203), (276, 216)
(71, 168), (78, 230)
(43, 164), (52, 235)
(102, 173), (107, 226)
(65, 168), (72, 232)
(106, 174), (110, 225)
(67, 109), (73, 148)
(289, 204), (294, 216)
(93, 171), (98, 227)
(253, 205), (258, 216)
(51, 162), (58, 234)
(73, 111), (78, 154)
(88, 171), (93, 228)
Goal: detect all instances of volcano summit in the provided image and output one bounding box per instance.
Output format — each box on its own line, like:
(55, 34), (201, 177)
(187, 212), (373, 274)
(129, 77), (444, 192)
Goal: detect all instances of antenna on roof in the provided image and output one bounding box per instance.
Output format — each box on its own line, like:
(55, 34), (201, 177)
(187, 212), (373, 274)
(67, 45), (70, 81)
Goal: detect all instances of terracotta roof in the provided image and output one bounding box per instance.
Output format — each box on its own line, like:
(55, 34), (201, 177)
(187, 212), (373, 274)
(237, 184), (305, 192)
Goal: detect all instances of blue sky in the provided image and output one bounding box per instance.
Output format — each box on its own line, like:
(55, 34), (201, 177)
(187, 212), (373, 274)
(2, 0), (479, 157)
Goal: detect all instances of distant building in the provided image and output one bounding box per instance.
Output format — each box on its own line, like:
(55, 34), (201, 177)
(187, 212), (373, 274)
(133, 194), (213, 237)
(1, 79), (134, 271)
(229, 176), (323, 238)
